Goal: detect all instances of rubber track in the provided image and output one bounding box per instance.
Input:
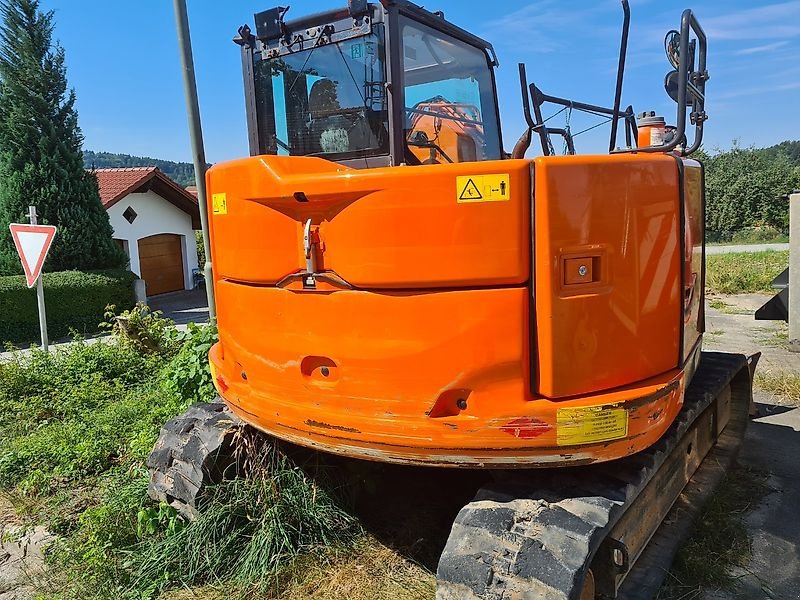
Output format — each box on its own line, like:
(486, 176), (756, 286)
(436, 352), (749, 600)
(146, 400), (243, 520)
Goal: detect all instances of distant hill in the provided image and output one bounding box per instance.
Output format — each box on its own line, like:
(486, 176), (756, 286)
(83, 151), (198, 187)
(761, 140), (800, 166)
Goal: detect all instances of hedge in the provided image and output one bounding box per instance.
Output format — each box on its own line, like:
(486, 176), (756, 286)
(0, 269), (136, 344)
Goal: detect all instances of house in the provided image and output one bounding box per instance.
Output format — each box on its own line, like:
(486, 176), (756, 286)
(95, 167), (200, 296)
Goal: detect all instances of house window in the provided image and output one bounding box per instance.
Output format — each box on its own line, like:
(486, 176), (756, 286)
(113, 238), (130, 260)
(123, 206), (138, 224)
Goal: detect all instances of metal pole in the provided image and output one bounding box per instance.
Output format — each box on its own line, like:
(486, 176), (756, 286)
(28, 205), (49, 352)
(789, 192), (800, 352)
(172, 0), (216, 322)
(609, 0), (630, 153)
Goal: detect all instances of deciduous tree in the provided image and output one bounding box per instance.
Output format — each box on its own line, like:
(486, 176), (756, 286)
(704, 141), (800, 239)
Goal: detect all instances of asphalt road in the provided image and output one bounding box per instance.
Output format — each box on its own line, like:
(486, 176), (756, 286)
(706, 243), (789, 255)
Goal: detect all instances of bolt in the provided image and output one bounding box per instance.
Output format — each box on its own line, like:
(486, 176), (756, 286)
(578, 265), (588, 277)
(241, 371), (247, 381)
(456, 398), (468, 410)
(320, 366), (330, 377)
(613, 548), (625, 567)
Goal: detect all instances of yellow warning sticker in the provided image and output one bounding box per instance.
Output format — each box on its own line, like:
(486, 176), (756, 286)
(456, 174), (510, 203)
(212, 192), (228, 215)
(556, 404), (628, 446)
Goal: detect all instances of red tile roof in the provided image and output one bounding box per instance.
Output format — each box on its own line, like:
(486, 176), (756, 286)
(94, 167), (158, 207)
(91, 167), (200, 229)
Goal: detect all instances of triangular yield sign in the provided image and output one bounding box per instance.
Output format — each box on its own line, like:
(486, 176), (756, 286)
(9, 223), (57, 287)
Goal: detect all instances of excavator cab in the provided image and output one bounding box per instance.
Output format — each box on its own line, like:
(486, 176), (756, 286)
(234, 1), (502, 168)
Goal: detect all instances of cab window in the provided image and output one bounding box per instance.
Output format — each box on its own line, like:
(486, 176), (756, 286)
(401, 18), (501, 164)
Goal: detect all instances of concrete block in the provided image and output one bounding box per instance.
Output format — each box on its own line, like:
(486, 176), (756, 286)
(133, 278), (147, 304)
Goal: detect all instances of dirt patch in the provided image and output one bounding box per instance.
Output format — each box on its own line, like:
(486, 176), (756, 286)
(0, 496), (54, 600)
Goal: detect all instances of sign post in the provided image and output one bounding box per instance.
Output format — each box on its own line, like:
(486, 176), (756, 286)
(9, 206), (57, 352)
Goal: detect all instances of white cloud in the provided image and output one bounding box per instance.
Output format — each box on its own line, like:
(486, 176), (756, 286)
(703, 2), (800, 40)
(734, 40), (790, 55)
(480, 1), (612, 52)
(715, 80), (800, 100)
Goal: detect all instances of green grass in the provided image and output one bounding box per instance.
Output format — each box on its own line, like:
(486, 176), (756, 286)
(0, 316), (362, 600)
(706, 250), (788, 294)
(0, 341), (176, 495)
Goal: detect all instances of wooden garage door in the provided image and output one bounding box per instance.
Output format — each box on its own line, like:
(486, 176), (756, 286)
(138, 234), (184, 296)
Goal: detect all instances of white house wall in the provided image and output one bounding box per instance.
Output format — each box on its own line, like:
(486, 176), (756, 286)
(106, 189), (199, 292)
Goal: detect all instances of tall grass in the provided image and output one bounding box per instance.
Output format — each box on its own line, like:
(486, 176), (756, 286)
(128, 436), (361, 598)
(705, 250), (788, 294)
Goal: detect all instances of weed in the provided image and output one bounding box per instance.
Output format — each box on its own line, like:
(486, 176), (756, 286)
(659, 465), (770, 598)
(755, 370), (800, 407)
(137, 502), (183, 540)
(708, 298), (728, 310)
(707, 298), (752, 315)
(159, 322), (218, 404)
(754, 321), (789, 350)
(705, 250), (787, 294)
(0, 335), (184, 595)
(102, 304), (178, 355)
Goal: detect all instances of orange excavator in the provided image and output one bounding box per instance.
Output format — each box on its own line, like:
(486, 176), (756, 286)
(147, 2), (757, 597)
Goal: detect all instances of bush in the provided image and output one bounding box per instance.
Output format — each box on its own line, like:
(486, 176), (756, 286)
(703, 143), (800, 239)
(160, 321), (218, 403)
(0, 269), (136, 344)
(103, 303), (178, 355)
(707, 225), (789, 245)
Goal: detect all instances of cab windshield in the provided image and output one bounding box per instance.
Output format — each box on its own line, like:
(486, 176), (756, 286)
(253, 25), (389, 159)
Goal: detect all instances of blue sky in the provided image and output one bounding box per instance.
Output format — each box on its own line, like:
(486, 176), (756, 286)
(40, 0), (800, 164)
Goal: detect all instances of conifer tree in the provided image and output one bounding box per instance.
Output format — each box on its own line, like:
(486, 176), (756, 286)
(0, 0), (125, 275)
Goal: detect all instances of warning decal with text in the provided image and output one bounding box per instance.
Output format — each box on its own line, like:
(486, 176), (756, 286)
(456, 174), (510, 203)
(212, 193), (228, 215)
(556, 404), (628, 446)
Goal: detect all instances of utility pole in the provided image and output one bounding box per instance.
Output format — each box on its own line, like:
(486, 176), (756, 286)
(173, 0), (216, 321)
